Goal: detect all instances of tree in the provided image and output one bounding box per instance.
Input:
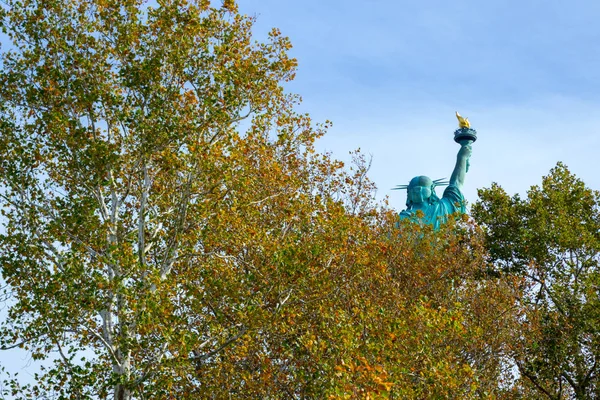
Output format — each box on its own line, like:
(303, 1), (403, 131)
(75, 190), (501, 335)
(325, 217), (518, 399)
(0, 0), (518, 398)
(0, 0), (342, 397)
(473, 163), (600, 399)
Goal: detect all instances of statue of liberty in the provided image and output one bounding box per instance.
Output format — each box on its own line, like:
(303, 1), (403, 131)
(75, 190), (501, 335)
(395, 112), (476, 230)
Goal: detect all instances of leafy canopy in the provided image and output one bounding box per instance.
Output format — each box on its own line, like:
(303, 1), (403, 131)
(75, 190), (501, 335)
(0, 0), (517, 398)
(473, 162), (600, 399)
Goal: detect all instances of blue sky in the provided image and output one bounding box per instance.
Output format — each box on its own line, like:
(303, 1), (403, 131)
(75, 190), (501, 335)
(239, 0), (600, 207)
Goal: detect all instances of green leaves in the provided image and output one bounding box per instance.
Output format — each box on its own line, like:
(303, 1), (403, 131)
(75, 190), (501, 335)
(474, 163), (600, 398)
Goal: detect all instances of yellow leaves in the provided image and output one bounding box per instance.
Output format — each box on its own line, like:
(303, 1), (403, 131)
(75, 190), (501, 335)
(198, 0), (210, 10)
(373, 376), (394, 392)
(269, 27), (282, 38)
(221, 0), (238, 13)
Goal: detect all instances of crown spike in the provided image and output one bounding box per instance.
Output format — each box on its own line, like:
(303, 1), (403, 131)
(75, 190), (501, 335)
(393, 178), (449, 191)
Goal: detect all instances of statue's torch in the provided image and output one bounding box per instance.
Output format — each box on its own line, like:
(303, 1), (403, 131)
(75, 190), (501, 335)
(454, 111), (477, 172)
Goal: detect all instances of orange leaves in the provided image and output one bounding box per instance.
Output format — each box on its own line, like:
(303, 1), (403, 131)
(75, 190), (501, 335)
(182, 89), (198, 105)
(331, 357), (394, 398)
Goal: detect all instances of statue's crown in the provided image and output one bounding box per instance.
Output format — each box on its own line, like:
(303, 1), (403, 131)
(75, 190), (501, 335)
(392, 177), (449, 191)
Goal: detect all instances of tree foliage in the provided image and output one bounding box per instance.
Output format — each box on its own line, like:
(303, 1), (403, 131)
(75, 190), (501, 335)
(0, 0), (517, 398)
(473, 163), (600, 399)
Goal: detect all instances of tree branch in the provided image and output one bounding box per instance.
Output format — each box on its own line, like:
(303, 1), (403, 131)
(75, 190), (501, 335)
(0, 333), (46, 350)
(191, 326), (247, 363)
(517, 361), (559, 400)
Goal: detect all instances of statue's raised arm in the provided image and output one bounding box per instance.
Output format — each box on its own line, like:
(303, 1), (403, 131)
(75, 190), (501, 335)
(395, 112), (477, 230)
(449, 141), (472, 191)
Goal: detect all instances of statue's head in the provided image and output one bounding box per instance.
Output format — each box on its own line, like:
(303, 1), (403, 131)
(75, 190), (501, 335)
(393, 176), (447, 210)
(406, 175), (440, 208)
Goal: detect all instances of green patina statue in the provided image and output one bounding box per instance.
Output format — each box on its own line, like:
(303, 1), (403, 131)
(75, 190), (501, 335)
(395, 112), (476, 230)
